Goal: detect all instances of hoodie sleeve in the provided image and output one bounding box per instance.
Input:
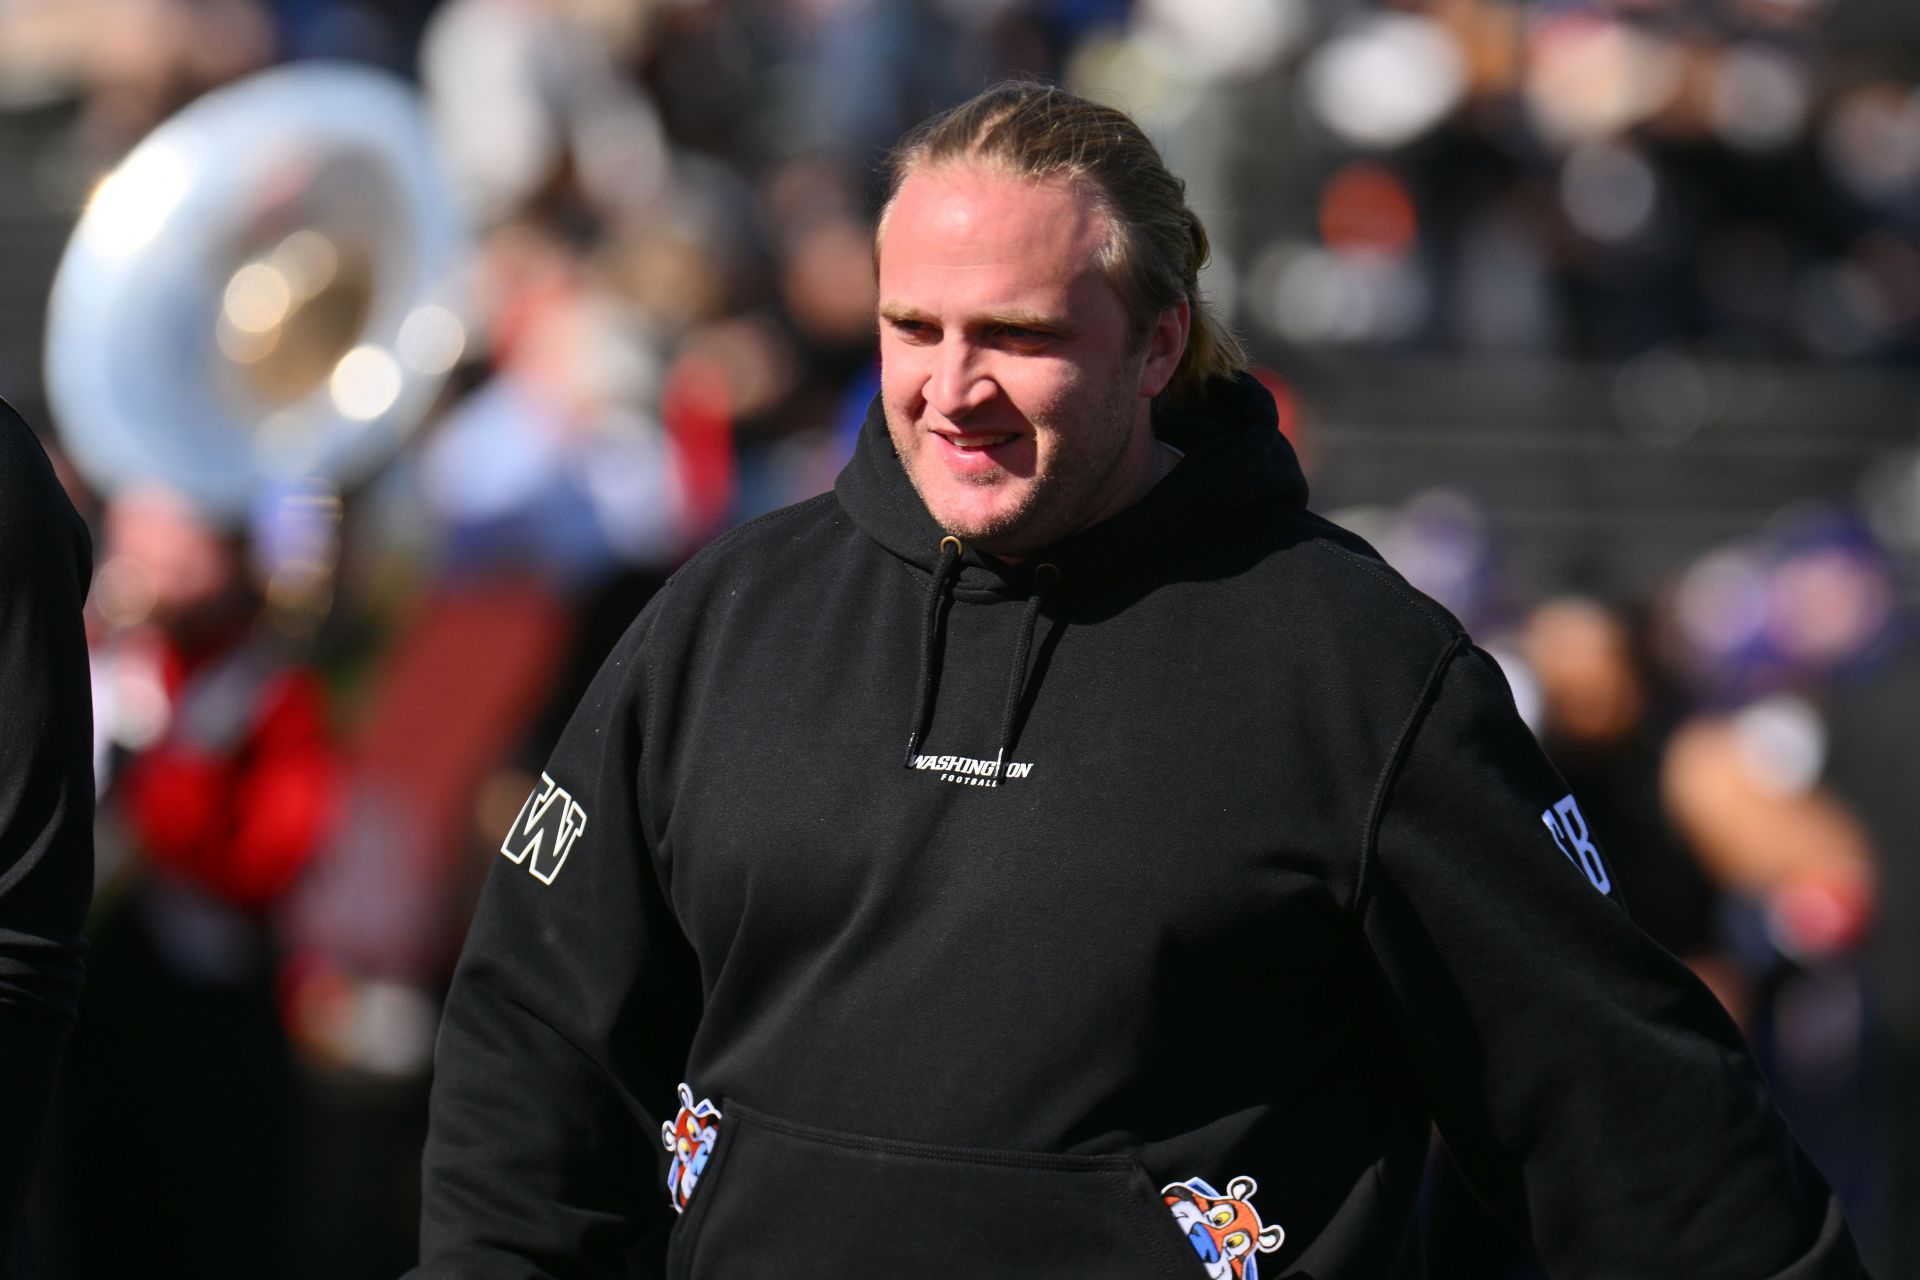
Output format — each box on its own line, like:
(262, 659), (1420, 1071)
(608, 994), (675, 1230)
(1361, 640), (1864, 1279)
(413, 601), (704, 1279)
(0, 405), (93, 1255)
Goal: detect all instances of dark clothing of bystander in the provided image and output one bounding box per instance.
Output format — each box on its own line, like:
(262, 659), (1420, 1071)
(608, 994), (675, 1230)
(0, 399), (93, 1271)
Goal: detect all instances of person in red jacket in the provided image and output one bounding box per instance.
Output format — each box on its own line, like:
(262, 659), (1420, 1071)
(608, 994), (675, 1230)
(39, 481), (340, 1280)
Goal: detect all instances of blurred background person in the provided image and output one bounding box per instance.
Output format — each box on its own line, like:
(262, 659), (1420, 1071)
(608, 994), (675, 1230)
(1658, 509), (1892, 1257)
(36, 482), (340, 1279)
(1823, 587), (1920, 1278)
(1527, 595), (1725, 977)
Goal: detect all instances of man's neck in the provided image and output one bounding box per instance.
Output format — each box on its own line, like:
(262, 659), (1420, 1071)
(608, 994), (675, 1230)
(989, 439), (1183, 565)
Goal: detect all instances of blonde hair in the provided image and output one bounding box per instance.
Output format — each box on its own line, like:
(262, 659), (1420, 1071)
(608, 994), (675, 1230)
(878, 80), (1247, 403)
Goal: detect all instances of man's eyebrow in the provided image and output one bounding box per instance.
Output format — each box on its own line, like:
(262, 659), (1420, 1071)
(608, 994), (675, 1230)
(877, 302), (1070, 332)
(976, 308), (1067, 332)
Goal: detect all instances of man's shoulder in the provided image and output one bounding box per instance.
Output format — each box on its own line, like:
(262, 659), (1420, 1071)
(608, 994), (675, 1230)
(672, 492), (856, 584)
(588, 493), (857, 683)
(1185, 501), (1475, 737)
(1234, 500), (1466, 653)
(639, 491), (868, 633)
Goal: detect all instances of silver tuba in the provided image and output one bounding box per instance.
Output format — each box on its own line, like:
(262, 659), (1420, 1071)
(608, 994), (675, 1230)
(44, 61), (468, 522)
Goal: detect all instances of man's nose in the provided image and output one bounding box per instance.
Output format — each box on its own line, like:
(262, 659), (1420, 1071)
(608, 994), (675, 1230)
(925, 342), (995, 420)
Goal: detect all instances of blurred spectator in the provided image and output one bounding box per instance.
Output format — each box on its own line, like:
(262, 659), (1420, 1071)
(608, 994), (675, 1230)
(1656, 511), (1899, 1255)
(1811, 494), (1920, 1274)
(1527, 596), (1724, 964)
(0, 0), (274, 164)
(419, 223), (686, 581)
(39, 484), (339, 1280)
(1823, 634), (1920, 1275)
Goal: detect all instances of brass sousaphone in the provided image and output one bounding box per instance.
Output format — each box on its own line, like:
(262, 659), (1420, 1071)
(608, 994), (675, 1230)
(45, 61), (468, 522)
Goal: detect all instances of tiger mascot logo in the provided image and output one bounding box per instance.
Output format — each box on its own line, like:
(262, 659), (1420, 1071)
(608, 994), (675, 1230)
(1162, 1175), (1284, 1280)
(661, 1083), (721, 1213)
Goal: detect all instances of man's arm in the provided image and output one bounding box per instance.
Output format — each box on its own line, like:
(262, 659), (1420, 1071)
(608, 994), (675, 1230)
(1360, 639), (1864, 1278)
(0, 402), (93, 1254)
(411, 603), (704, 1278)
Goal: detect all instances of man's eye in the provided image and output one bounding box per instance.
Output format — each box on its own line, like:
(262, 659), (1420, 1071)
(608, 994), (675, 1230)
(989, 325), (1058, 352)
(888, 319), (936, 341)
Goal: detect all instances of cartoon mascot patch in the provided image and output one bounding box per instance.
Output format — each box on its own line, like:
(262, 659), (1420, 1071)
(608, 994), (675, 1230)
(1162, 1175), (1284, 1280)
(661, 1083), (721, 1213)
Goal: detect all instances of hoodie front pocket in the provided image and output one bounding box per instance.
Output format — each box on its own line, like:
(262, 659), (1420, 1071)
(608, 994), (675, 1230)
(663, 1101), (1206, 1280)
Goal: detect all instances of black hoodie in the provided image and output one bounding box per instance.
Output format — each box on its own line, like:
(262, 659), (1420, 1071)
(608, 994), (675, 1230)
(415, 375), (1864, 1279)
(0, 400), (92, 1264)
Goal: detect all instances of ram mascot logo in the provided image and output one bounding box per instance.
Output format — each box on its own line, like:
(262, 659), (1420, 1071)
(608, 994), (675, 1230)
(1162, 1175), (1284, 1280)
(661, 1083), (721, 1213)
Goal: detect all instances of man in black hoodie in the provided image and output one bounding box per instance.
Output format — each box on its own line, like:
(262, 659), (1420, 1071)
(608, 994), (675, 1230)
(0, 400), (93, 1276)
(414, 84), (1868, 1279)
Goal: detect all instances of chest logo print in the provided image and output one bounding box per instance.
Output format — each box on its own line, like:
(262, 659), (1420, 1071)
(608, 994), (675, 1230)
(1541, 792), (1612, 894)
(1163, 1176), (1284, 1280)
(662, 1083), (721, 1213)
(500, 772), (588, 885)
(908, 752), (1035, 787)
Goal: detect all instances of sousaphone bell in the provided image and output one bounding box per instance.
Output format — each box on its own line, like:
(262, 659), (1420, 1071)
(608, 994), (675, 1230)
(44, 61), (468, 523)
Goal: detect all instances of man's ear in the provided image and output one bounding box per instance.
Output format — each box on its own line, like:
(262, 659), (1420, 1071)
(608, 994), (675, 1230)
(1138, 298), (1190, 398)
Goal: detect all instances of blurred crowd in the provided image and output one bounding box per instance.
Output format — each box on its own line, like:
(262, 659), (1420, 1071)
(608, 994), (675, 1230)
(2, 0), (1919, 1275)
(1352, 489), (1919, 1277)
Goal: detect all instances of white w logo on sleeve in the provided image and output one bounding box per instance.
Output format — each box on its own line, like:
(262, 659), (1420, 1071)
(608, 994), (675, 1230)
(501, 772), (588, 885)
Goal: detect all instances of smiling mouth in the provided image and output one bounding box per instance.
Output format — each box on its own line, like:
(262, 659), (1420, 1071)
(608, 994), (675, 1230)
(935, 430), (1021, 450)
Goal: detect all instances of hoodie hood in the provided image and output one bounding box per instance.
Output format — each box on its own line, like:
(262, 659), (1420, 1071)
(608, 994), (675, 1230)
(834, 371), (1308, 593)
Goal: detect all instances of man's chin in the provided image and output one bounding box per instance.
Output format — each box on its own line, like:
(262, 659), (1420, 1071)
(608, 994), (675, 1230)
(934, 515), (1051, 562)
(918, 483), (1032, 546)
(924, 511), (1006, 551)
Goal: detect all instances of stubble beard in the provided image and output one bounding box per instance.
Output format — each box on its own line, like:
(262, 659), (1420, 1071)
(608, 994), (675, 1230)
(896, 375), (1142, 560)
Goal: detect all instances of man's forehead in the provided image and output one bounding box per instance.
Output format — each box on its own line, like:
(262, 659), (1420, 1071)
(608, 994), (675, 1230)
(895, 159), (1096, 210)
(880, 161), (1111, 265)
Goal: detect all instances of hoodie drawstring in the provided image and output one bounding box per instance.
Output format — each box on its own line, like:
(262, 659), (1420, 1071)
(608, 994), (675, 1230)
(902, 538), (1057, 783)
(903, 535), (963, 766)
(994, 562), (1057, 773)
